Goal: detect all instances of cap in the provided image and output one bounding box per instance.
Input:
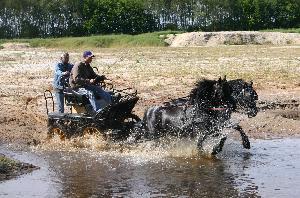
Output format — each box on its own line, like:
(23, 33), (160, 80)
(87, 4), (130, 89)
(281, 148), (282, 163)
(83, 51), (95, 58)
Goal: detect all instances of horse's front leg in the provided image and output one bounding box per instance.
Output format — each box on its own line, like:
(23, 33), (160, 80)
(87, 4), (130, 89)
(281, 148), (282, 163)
(232, 124), (250, 149)
(196, 128), (227, 156)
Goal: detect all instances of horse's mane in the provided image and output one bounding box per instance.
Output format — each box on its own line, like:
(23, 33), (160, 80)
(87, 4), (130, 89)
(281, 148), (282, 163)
(189, 79), (218, 104)
(228, 79), (245, 89)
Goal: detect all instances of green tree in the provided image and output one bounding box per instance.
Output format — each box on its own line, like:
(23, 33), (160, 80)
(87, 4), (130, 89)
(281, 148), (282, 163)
(83, 0), (157, 34)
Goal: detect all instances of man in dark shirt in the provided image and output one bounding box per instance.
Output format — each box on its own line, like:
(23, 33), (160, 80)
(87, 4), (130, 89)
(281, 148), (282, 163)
(70, 51), (112, 113)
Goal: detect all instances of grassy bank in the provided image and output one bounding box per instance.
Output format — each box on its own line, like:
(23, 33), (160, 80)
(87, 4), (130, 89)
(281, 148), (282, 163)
(0, 31), (181, 49)
(0, 154), (39, 181)
(261, 28), (300, 33)
(0, 155), (17, 174)
(1, 29), (298, 49)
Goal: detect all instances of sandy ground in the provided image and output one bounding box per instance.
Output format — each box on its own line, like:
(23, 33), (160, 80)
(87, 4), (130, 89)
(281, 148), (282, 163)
(0, 39), (299, 146)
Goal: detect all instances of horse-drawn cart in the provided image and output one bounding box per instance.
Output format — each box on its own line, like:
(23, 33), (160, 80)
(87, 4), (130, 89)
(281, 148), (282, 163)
(44, 81), (140, 140)
(43, 76), (258, 156)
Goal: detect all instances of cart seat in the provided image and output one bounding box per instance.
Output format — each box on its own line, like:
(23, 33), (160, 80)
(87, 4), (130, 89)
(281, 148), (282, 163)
(64, 87), (89, 106)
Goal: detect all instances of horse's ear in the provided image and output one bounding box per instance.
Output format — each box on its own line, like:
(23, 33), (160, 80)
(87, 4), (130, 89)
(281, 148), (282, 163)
(218, 77), (222, 83)
(250, 81), (253, 86)
(223, 75), (227, 81)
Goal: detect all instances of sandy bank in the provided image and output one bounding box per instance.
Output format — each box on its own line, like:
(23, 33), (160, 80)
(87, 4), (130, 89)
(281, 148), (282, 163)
(165, 31), (300, 47)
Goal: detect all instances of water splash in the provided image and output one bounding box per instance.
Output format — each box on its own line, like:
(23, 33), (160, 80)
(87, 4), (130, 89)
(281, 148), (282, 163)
(33, 134), (200, 163)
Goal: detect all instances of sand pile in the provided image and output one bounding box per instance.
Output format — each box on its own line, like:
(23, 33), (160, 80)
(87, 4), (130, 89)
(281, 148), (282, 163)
(165, 31), (300, 47)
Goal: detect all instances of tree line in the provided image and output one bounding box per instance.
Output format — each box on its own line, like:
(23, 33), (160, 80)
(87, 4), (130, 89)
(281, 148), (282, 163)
(0, 0), (299, 38)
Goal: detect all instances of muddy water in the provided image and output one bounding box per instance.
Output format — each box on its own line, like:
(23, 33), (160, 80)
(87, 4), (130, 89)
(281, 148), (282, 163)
(0, 138), (300, 198)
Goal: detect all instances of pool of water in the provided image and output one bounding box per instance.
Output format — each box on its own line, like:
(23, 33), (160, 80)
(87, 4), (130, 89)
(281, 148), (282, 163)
(0, 138), (299, 197)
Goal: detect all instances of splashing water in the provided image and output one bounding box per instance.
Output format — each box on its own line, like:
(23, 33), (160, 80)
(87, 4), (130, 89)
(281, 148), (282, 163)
(34, 134), (200, 163)
(2, 138), (300, 197)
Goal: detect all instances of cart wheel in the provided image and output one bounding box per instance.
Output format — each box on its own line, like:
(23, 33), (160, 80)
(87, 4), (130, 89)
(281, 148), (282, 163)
(47, 127), (66, 141)
(82, 127), (107, 140)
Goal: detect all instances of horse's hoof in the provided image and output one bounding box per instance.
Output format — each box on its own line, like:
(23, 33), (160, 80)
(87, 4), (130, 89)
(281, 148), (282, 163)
(199, 134), (227, 156)
(211, 135), (227, 155)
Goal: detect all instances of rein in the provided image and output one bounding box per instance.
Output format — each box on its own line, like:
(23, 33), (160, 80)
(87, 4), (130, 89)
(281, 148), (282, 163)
(163, 99), (230, 111)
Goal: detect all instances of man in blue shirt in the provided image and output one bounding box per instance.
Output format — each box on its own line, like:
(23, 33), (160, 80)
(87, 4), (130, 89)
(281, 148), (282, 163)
(53, 52), (73, 113)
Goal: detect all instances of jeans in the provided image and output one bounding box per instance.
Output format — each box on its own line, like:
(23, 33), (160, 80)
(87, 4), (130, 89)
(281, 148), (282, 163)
(77, 85), (112, 112)
(54, 89), (65, 113)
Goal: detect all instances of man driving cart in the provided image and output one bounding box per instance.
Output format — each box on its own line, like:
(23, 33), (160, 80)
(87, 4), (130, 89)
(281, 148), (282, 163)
(69, 51), (112, 114)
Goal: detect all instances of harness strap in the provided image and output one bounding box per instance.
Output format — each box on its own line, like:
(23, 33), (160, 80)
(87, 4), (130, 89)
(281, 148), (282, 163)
(207, 107), (228, 111)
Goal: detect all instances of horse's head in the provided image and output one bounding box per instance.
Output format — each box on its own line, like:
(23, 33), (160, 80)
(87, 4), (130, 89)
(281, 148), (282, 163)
(190, 77), (235, 110)
(228, 79), (258, 117)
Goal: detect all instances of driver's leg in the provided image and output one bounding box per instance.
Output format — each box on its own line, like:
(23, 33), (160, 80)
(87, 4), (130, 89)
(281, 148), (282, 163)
(85, 89), (100, 112)
(77, 87), (98, 113)
(94, 87), (112, 104)
(86, 85), (112, 105)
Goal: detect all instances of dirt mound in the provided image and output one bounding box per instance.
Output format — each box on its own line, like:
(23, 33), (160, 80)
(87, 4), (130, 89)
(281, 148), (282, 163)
(165, 31), (300, 47)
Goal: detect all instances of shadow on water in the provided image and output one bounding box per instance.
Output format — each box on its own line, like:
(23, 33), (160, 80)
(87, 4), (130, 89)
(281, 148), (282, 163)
(0, 137), (300, 197)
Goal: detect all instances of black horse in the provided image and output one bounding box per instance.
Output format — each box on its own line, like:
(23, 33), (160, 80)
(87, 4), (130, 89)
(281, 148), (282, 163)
(153, 78), (259, 151)
(132, 77), (236, 155)
(167, 78), (259, 151)
(225, 79), (258, 149)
